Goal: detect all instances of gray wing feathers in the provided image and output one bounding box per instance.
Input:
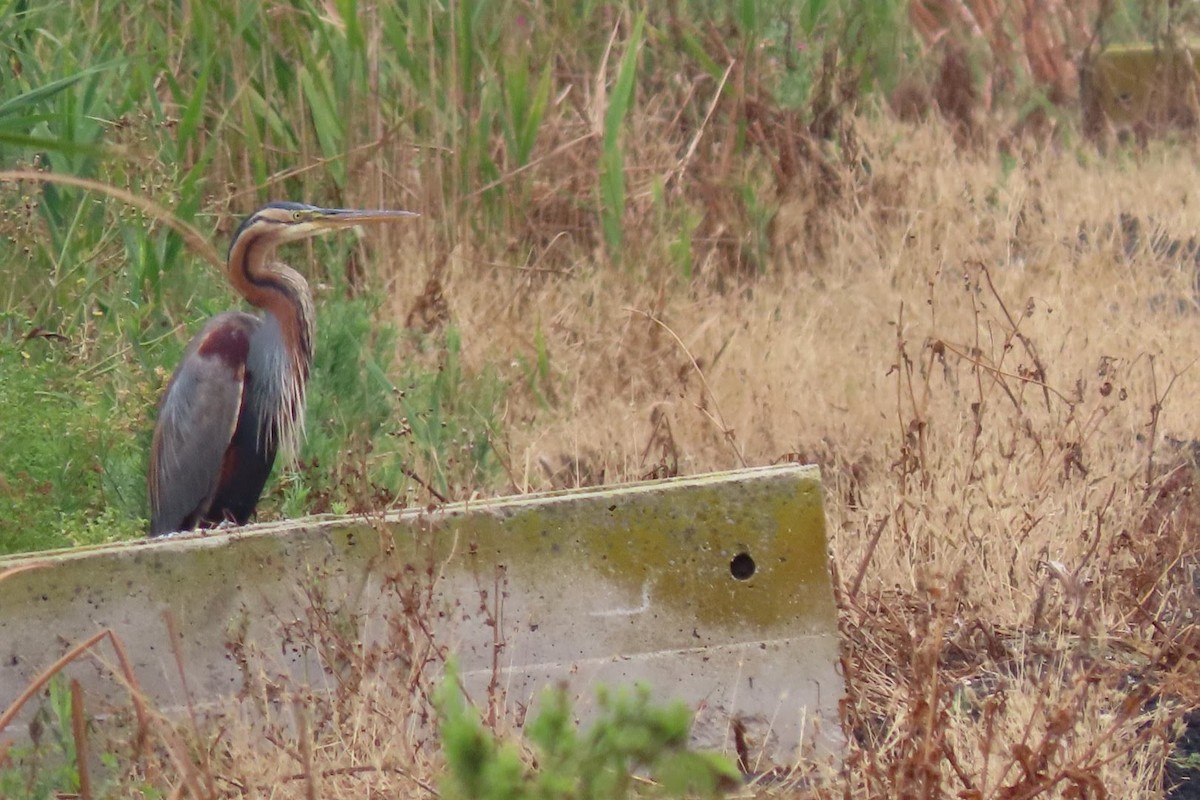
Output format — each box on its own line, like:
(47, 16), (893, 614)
(149, 319), (252, 536)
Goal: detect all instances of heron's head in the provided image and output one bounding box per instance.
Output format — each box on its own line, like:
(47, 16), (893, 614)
(230, 201), (418, 256)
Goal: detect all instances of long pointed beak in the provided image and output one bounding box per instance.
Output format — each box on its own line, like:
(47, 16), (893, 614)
(317, 207), (420, 227)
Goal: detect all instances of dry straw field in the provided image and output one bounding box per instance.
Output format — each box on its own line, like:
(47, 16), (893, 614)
(5, 0), (1200, 796)
(456, 121), (1200, 796)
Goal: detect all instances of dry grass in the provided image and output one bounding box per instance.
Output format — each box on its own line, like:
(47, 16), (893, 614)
(374, 118), (1200, 795)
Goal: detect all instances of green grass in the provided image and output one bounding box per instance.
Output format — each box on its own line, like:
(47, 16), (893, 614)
(0, 676), (87, 799)
(0, 339), (146, 553)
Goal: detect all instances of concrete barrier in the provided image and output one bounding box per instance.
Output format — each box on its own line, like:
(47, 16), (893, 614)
(0, 463), (843, 766)
(1083, 42), (1200, 143)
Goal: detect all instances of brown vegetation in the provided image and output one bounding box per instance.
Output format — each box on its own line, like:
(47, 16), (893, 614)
(435, 118), (1200, 795)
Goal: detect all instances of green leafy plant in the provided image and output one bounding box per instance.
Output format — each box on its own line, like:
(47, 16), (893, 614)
(599, 11), (645, 261)
(0, 676), (86, 799)
(436, 661), (740, 799)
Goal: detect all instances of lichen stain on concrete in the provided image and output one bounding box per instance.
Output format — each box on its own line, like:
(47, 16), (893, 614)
(433, 467), (834, 635)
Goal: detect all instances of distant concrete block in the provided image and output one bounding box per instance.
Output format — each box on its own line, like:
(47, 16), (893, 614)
(0, 463), (844, 767)
(1084, 43), (1200, 143)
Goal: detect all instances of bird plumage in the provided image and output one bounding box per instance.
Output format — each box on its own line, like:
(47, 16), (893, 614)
(149, 312), (260, 535)
(148, 201), (416, 536)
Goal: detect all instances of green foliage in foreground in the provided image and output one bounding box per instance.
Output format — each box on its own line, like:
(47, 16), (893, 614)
(0, 676), (78, 800)
(0, 676), (135, 800)
(1, 669), (737, 799)
(436, 662), (740, 799)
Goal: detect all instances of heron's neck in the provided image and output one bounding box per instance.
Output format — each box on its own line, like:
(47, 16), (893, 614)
(228, 232), (316, 379)
(231, 233), (317, 462)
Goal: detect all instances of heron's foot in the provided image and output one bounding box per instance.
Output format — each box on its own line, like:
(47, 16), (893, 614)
(154, 529), (191, 539)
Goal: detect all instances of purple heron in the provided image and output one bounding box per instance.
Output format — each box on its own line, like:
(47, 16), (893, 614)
(148, 201), (416, 536)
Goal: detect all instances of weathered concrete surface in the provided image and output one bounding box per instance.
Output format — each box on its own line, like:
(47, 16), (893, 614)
(0, 463), (843, 765)
(1086, 43), (1200, 134)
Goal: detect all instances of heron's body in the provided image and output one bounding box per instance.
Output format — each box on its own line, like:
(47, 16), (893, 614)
(148, 311), (288, 535)
(148, 201), (415, 537)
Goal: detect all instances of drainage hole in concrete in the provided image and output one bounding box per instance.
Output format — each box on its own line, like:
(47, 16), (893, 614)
(730, 552), (756, 580)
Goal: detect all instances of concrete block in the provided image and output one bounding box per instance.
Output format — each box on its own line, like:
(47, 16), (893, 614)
(0, 463), (843, 766)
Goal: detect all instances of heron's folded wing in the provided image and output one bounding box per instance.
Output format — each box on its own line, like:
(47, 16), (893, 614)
(149, 326), (249, 536)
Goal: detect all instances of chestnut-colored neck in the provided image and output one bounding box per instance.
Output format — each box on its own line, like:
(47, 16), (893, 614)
(227, 229), (315, 374)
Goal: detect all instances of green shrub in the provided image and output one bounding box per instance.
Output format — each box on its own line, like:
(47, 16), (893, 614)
(436, 661), (740, 799)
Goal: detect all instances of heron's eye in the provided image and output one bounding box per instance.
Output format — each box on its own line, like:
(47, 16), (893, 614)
(292, 211), (304, 222)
